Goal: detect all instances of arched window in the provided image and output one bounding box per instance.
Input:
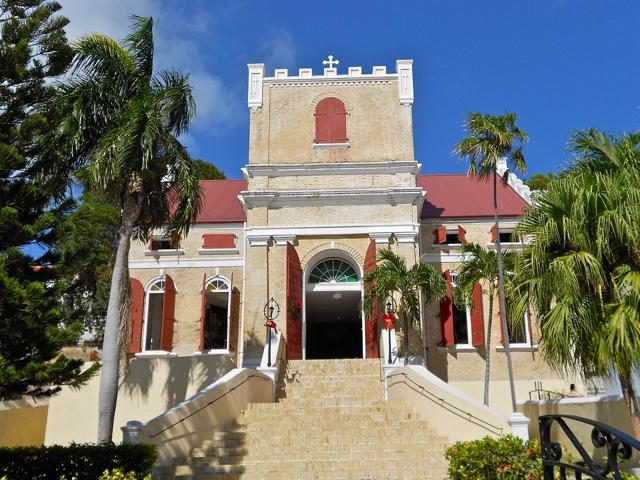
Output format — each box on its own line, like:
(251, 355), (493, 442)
(308, 258), (359, 283)
(143, 276), (176, 352)
(315, 97), (347, 144)
(202, 276), (231, 350)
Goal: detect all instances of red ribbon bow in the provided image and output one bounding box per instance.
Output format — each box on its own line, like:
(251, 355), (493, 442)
(381, 313), (395, 330)
(265, 319), (278, 333)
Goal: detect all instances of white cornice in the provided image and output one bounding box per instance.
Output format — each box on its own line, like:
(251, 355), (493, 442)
(243, 161), (421, 179)
(263, 73), (397, 86)
(421, 216), (523, 225)
(246, 223), (419, 239)
(129, 258), (244, 269)
(240, 188), (424, 209)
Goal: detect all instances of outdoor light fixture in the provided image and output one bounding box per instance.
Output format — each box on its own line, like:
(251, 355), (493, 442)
(332, 292), (342, 300)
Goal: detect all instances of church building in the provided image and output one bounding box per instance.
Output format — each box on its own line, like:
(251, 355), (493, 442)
(124, 56), (571, 413)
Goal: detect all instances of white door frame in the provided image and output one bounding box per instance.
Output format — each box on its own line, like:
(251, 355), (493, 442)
(302, 251), (365, 360)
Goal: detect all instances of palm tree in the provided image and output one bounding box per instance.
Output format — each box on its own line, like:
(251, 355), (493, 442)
(364, 249), (447, 365)
(453, 242), (515, 406)
(453, 112), (528, 413)
(513, 130), (640, 437)
(58, 16), (201, 442)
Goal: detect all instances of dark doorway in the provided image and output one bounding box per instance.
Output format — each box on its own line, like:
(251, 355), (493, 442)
(305, 290), (362, 359)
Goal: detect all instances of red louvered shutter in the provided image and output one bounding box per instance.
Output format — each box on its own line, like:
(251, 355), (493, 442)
(470, 282), (485, 346)
(199, 273), (206, 351)
(458, 225), (467, 244)
(434, 226), (447, 244)
(160, 274), (176, 351)
(202, 234), (236, 249)
(315, 97), (347, 143)
(491, 225), (498, 243)
(128, 278), (145, 353)
(228, 287), (240, 356)
(285, 242), (303, 359)
(364, 240), (379, 358)
(440, 271), (455, 347)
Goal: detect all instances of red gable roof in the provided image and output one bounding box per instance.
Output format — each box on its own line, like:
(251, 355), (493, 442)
(417, 174), (528, 219)
(196, 180), (247, 223)
(195, 175), (527, 223)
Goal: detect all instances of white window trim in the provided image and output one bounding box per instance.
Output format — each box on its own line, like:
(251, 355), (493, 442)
(192, 349), (230, 356)
(496, 310), (537, 352)
(312, 142), (350, 150)
(201, 275), (232, 353)
(198, 248), (239, 256)
(141, 276), (170, 353)
(432, 243), (463, 249)
(135, 350), (177, 358)
(144, 248), (185, 256)
(449, 272), (475, 349)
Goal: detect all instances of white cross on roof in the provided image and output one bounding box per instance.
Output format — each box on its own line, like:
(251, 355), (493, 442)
(322, 55), (340, 69)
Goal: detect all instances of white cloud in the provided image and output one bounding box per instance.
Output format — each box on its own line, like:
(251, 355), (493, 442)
(58, 2), (295, 135)
(259, 28), (297, 72)
(59, 0), (159, 41)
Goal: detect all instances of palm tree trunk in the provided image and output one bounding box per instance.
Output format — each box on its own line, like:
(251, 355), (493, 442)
(97, 196), (137, 443)
(619, 372), (640, 439)
(483, 287), (494, 406)
(493, 169), (518, 413)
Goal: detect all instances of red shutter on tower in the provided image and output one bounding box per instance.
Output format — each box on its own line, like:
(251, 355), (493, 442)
(458, 225), (467, 244)
(364, 239), (379, 358)
(160, 274), (176, 351)
(202, 234), (236, 249)
(440, 270), (455, 347)
(470, 282), (485, 347)
(434, 226), (447, 244)
(147, 237), (154, 250)
(491, 225), (498, 243)
(199, 273), (206, 351)
(315, 97), (347, 143)
(128, 278), (145, 353)
(285, 242), (303, 359)
(228, 287), (240, 356)
(170, 234), (180, 249)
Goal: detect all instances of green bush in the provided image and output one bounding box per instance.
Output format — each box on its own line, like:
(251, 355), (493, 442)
(0, 443), (156, 480)
(97, 469), (152, 480)
(445, 435), (542, 480)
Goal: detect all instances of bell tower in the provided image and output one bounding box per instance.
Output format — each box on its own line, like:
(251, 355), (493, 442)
(239, 57), (423, 363)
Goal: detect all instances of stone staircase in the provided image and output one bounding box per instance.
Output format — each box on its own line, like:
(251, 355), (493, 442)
(157, 359), (449, 479)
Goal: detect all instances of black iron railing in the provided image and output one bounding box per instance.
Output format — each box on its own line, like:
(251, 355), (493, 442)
(539, 414), (640, 480)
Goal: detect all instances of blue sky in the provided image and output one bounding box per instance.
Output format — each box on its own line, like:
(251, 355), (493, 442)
(61, 0), (640, 179)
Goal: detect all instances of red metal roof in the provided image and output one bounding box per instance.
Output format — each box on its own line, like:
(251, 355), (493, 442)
(195, 175), (528, 223)
(196, 180), (247, 223)
(417, 174), (528, 219)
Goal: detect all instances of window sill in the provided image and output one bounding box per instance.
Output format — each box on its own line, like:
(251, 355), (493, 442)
(144, 249), (185, 256)
(135, 350), (178, 358)
(313, 142), (350, 150)
(496, 344), (538, 352)
(432, 243), (463, 249)
(193, 349), (230, 355)
(486, 242), (528, 249)
(198, 248), (239, 256)
(437, 345), (477, 353)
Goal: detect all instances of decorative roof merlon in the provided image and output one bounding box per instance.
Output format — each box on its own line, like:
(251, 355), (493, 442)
(496, 158), (533, 204)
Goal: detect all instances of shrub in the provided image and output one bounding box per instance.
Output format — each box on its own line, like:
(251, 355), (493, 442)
(98, 469), (152, 480)
(0, 443), (156, 480)
(445, 435), (542, 480)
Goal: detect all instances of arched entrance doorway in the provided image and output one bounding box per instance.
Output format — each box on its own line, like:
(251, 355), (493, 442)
(304, 252), (364, 359)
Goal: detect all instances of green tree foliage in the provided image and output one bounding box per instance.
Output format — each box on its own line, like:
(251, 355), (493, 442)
(364, 249), (446, 365)
(524, 172), (557, 191)
(453, 243), (515, 406)
(193, 158), (225, 180)
(0, 0), (99, 399)
(453, 112), (528, 412)
(512, 129), (640, 437)
(53, 191), (120, 344)
(58, 16), (201, 442)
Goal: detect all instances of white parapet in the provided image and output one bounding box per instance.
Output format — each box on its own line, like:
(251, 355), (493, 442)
(508, 412), (531, 440)
(248, 59), (415, 105)
(247, 63), (265, 110)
